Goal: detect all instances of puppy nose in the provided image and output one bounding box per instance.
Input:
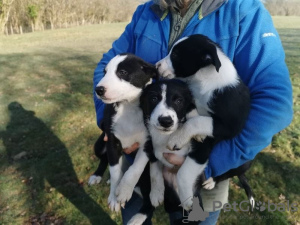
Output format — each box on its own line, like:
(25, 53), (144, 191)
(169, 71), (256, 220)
(158, 116), (173, 128)
(95, 86), (105, 96)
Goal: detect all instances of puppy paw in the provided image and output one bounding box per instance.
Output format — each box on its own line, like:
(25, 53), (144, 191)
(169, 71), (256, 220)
(177, 181), (194, 211)
(167, 131), (189, 150)
(202, 177), (216, 190)
(88, 175), (102, 185)
(180, 196), (193, 211)
(150, 188), (164, 207)
(108, 193), (121, 212)
(127, 213), (147, 225)
(194, 134), (206, 142)
(116, 180), (135, 204)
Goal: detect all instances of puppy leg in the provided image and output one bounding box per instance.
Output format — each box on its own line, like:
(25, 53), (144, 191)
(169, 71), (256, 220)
(177, 138), (214, 211)
(88, 150), (108, 185)
(108, 161), (123, 212)
(128, 164), (155, 225)
(89, 133), (108, 185)
(149, 161), (165, 207)
(176, 156), (207, 211)
(116, 145), (149, 204)
(106, 134), (123, 212)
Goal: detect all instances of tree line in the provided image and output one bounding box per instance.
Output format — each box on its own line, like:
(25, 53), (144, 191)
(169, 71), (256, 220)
(264, 0), (300, 16)
(1, 0), (299, 35)
(0, 0), (140, 35)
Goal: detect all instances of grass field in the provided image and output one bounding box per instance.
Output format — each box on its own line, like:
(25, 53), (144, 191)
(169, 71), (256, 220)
(0, 16), (299, 225)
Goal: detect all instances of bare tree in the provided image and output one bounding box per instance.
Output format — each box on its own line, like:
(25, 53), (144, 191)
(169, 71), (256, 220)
(0, 0), (15, 34)
(1, 0), (141, 34)
(264, 0), (300, 16)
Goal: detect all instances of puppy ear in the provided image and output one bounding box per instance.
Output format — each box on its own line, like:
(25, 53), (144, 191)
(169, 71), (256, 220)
(141, 63), (159, 80)
(204, 45), (222, 72)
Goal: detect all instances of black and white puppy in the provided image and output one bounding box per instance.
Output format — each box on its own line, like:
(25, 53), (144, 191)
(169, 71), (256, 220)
(156, 34), (252, 210)
(140, 79), (198, 210)
(92, 53), (157, 218)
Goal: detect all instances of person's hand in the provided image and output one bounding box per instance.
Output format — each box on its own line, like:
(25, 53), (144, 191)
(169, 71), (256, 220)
(103, 133), (139, 154)
(163, 153), (185, 167)
(163, 153), (185, 173)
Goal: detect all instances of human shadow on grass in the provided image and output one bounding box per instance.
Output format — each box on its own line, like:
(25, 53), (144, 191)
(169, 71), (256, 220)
(0, 102), (116, 225)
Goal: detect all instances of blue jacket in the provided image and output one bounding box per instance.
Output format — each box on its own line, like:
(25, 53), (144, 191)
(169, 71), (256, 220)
(93, 0), (293, 178)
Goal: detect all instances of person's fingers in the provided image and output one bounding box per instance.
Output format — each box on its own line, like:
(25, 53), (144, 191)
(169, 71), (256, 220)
(104, 134), (108, 141)
(163, 153), (185, 166)
(123, 142), (139, 154)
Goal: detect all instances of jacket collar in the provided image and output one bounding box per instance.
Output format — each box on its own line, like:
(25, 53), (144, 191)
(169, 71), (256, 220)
(150, 0), (227, 20)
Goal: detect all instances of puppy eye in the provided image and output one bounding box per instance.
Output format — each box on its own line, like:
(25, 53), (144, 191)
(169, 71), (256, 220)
(103, 68), (107, 76)
(119, 70), (128, 77)
(175, 98), (183, 105)
(171, 51), (178, 59)
(151, 96), (158, 103)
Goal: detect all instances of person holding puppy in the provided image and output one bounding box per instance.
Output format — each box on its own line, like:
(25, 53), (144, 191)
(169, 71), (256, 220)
(93, 0), (293, 224)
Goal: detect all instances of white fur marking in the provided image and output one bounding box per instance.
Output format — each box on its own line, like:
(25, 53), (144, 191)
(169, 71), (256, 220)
(127, 213), (147, 225)
(108, 164), (123, 212)
(177, 157), (208, 211)
(116, 149), (149, 204)
(150, 162), (165, 207)
(149, 84), (178, 134)
(250, 196), (255, 210)
(88, 175), (102, 185)
(96, 55), (142, 103)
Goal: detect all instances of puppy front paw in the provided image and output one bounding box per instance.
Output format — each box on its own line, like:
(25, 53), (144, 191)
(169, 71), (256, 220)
(167, 131), (190, 151)
(194, 134), (206, 142)
(108, 193), (121, 212)
(116, 180), (135, 204)
(150, 188), (164, 207)
(180, 195), (194, 211)
(177, 178), (194, 211)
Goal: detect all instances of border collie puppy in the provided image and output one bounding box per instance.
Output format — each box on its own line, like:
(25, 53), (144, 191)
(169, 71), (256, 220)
(140, 79), (198, 208)
(156, 34), (252, 210)
(92, 53), (157, 215)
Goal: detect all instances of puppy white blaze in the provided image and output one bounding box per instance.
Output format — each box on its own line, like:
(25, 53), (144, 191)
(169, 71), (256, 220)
(96, 55), (142, 103)
(149, 84), (178, 132)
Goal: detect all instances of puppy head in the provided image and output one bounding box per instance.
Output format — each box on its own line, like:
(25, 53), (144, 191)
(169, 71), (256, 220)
(140, 80), (194, 134)
(95, 54), (158, 103)
(156, 34), (222, 79)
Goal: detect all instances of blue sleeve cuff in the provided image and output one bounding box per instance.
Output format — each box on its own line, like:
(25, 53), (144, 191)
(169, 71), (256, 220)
(204, 165), (212, 179)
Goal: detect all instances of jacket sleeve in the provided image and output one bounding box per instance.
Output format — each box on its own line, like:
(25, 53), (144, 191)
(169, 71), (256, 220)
(93, 4), (145, 127)
(204, 1), (293, 178)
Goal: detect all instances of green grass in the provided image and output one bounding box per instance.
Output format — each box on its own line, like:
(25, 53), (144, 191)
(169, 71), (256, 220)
(0, 17), (299, 225)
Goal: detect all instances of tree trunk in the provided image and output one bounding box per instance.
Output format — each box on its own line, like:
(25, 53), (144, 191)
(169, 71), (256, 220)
(5, 25), (9, 35)
(19, 25), (23, 34)
(10, 24), (13, 34)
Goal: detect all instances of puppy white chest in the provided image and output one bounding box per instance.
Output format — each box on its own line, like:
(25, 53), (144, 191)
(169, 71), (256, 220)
(112, 103), (147, 148)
